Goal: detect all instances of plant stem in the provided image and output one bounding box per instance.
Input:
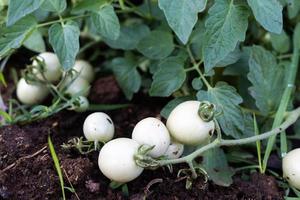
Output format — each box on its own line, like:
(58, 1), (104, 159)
(186, 46), (212, 89)
(262, 46), (300, 173)
(37, 14), (89, 27)
(159, 107), (300, 166)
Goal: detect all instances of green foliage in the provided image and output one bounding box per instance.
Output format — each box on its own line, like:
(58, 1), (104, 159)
(158, 0), (206, 44)
(7, 0), (44, 26)
(137, 30), (174, 60)
(0, 16), (37, 58)
(150, 56), (186, 96)
(247, 0), (283, 33)
(48, 21), (80, 70)
(90, 5), (120, 40)
(203, 0), (249, 71)
(23, 29), (46, 53)
(2, 0), (300, 192)
(41, 0), (67, 13)
(197, 82), (248, 139)
(104, 23), (150, 50)
(247, 46), (285, 115)
(202, 147), (234, 187)
(111, 57), (141, 100)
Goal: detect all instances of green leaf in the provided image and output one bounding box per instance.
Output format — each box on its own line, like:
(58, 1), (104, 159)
(7, 0), (44, 26)
(247, 0), (283, 34)
(72, 0), (108, 13)
(190, 21), (206, 60)
(91, 5), (120, 40)
(111, 57), (141, 100)
(160, 96), (196, 119)
(23, 29), (45, 52)
(203, 0), (249, 72)
(270, 31), (290, 53)
(158, 0), (207, 44)
(150, 56), (186, 97)
(41, 0), (67, 13)
(48, 21), (80, 70)
(247, 46), (285, 115)
(216, 45), (242, 67)
(0, 16), (37, 58)
(287, 0), (300, 19)
(202, 148), (234, 187)
(137, 30), (174, 60)
(197, 82), (246, 138)
(103, 23), (150, 50)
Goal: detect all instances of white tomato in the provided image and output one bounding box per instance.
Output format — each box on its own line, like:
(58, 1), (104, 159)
(98, 138), (144, 183)
(282, 148), (300, 190)
(32, 52), (62, 82)
(16, 78), (49, 105)
(83, 112), (114, 143)
(166, 101), (215, 145)
(132, 117), (170, 158)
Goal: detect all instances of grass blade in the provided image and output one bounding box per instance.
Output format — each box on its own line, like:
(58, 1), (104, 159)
(48, 135), (66, 200)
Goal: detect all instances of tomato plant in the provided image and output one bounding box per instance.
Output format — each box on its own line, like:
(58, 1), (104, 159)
(1, 0), (300, 199)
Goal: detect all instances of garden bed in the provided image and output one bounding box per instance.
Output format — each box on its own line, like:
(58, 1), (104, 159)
(0, 76), (283, 200)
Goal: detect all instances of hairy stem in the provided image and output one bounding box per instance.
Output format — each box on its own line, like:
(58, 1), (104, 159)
(159, 107), (300, 166)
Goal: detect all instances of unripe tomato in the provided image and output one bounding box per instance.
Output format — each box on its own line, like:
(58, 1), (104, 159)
(166, 101), (215, 145)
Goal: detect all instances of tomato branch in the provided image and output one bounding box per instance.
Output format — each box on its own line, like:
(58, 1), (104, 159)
(158, 106), (300, 166)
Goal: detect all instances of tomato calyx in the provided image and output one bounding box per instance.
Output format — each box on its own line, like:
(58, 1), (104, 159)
(134, 145), (160, 169)
(198, 101), (217, 122)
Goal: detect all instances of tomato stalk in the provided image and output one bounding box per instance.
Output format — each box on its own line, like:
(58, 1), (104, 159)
(135, 107), (300, 170)
(262, 44), (300, 173)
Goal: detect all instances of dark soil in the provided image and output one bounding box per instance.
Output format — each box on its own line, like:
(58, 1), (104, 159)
(0, 76), (284, 200)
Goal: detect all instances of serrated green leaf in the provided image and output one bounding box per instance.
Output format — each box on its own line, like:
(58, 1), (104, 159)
(202, 148), (234, 187)
(158, 0), (207, 44)
(247, 46), (285, 115)
(23, 29), (45, 52)
(7, 0), (44, 26)
(137, 30), (174, 60)
(270, 31), (290, 53)
(103, 23), (150, 50)
(111, 57), (141, 100)
(72, 0), (108, 13)
(197, 82), (246, 138)
(48, 21), (80, 70)
(91, 5), (120, 40)
(161, 96), (195, 119)
(0, 16), (37, 58)
(41, 0), (66, 13)
(247, 0), (283, 34)
(150, 56), (186, 97)
(203, 0), (249, 72)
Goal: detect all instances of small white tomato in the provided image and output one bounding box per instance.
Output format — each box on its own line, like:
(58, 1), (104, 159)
(282, 148), (300, 189)
(72, 60), (94, 83)
(32, 52), (62, 82)
(132, 117), (170, 158)
(166, 101), (215, 145)
(69, 96), (89, 112)
(65, 77), (90, 97)
(83, 112), (114, 143)
(98, 138), (144, 183)
(164, 141), (184, 159)
(16, 78), (49, 105)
